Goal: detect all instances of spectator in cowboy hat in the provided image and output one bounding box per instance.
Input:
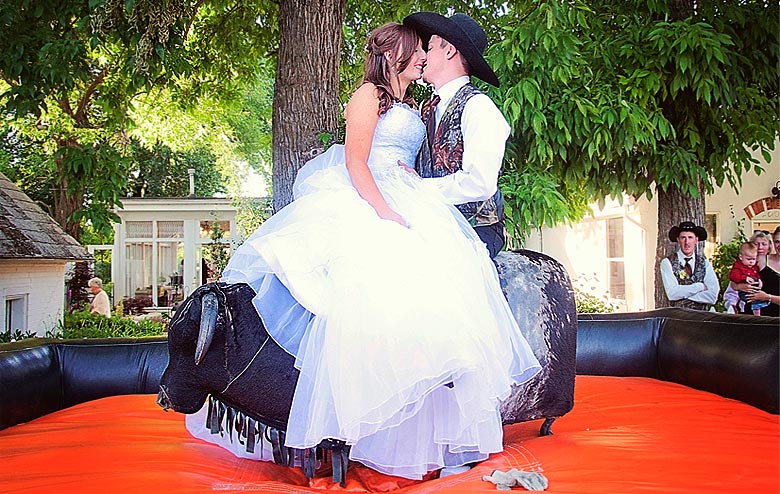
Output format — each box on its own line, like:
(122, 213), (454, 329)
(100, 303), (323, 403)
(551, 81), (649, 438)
(659, 221), (719, 310)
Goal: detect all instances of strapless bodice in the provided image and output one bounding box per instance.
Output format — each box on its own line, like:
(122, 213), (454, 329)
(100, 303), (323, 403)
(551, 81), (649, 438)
(366, 103), (425, 177)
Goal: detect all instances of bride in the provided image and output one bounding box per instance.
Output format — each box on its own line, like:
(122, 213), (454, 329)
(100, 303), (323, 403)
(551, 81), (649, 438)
(217, 21), (541, 480)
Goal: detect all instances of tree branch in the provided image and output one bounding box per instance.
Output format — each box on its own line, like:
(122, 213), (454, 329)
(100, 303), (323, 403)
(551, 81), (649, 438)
(58, 96), (74, 118)
(184, 0), (207, 39)
(74, 67), (109, 127)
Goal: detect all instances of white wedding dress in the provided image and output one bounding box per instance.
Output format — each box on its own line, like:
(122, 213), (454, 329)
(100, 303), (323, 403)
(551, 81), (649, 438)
(217, 103), (541, 479)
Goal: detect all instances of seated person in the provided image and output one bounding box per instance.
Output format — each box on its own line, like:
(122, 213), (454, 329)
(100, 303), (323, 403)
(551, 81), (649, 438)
(729, 241), (769, 315)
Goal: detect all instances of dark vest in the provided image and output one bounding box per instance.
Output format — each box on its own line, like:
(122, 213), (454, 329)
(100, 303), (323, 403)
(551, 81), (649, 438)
(666, 252), (711, 310)
(416, 84), (504, 227)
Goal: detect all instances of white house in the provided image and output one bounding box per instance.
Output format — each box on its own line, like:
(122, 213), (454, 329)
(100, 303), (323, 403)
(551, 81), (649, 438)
(0, 172), (92, 336)
(111, 197), (242, 311)
(525, 145), (780, 311)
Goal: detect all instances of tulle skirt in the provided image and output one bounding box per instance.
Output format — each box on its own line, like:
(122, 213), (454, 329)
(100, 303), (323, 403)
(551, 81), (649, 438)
(220, 145), (541, 479)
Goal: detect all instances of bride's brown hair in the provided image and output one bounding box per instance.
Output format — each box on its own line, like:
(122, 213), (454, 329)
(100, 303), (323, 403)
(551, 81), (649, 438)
(363, 22), (419, 115)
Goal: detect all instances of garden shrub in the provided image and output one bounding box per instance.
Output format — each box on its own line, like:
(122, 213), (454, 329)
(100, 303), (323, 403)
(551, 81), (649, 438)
(572, 273), (618, 314)
(0, 329), (38, 343)
(575, 288), (618, 314)
(48, 310), (167, 339)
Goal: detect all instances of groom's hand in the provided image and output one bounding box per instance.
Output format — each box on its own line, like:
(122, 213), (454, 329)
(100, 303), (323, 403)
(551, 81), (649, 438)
(397, 161), (419, 176)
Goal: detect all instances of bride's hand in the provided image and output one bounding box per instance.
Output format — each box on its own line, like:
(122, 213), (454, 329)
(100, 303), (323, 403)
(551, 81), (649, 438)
(397, 160), (419, 176)
(376, 206), (408, 228)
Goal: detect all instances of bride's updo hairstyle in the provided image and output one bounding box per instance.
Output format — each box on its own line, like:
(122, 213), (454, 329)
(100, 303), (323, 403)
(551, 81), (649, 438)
(364, 22), (419, 115)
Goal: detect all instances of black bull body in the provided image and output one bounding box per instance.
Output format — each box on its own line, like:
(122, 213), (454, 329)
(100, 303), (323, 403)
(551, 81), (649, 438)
(157, 250), (577, 482)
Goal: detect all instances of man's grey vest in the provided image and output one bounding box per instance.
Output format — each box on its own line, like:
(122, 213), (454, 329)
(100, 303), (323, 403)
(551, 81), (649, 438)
(666, 251), (711, 310)
(416, 83), (504, 227)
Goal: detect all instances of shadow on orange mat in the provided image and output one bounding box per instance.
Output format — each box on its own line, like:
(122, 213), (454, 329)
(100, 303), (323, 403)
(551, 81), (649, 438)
(1, 376), (777, 494)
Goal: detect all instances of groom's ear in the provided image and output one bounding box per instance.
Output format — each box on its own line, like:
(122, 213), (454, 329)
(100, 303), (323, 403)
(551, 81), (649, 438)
(444, 45), (459, 61)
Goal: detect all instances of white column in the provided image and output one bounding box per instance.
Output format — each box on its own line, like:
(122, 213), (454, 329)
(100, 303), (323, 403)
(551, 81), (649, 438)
(183, 219), (198, 299)
(113, 221), (125, 301)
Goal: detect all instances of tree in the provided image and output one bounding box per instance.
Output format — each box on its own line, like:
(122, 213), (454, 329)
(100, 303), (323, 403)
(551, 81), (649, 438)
(4, 0), (516, 221)
(0, 125), (52, 209)
(66, 260), (93, 312)
(492, 0), (779, 308)
(0, 109), (131, 238)
(0, 2), (150, 238)
(0, 0), (270, 238)
(271, 0), (345, 211)
(126, 140), (225, 198)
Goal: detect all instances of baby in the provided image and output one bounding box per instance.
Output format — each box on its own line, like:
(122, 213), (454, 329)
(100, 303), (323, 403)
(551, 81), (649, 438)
(728, 242), (769, 315)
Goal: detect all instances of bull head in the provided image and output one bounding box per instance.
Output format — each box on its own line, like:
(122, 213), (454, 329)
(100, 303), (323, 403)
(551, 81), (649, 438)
(156, 282), (299, 425)
(157, 290), (219, 412)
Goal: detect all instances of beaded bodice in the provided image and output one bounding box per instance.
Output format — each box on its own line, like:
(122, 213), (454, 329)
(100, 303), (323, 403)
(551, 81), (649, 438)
(366, 103), (425, 178)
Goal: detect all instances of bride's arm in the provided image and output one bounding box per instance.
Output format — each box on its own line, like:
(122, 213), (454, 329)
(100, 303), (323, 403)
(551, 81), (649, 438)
(344, 84), (407, 227)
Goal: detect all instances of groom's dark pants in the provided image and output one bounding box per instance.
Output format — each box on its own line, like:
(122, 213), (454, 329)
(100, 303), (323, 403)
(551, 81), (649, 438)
(475, 220), (506, 259)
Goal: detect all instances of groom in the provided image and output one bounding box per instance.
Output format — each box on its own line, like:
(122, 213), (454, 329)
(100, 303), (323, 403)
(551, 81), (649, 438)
(404, 12), (510, 258)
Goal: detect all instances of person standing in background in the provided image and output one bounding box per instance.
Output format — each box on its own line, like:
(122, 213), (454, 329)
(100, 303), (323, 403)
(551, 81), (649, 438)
(88, 277), (111, 317)
(659, 221), (719, 310)
(736, 229), (780, 316)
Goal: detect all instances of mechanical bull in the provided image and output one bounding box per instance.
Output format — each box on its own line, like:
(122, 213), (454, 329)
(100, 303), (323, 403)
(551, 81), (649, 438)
(157, 249), (577, 485)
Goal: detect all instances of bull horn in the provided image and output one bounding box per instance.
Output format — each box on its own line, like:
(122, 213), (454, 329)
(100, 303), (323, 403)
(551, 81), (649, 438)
(195, 291), (219, 366)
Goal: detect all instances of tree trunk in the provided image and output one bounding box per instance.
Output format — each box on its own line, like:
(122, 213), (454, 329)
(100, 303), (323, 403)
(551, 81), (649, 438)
(271, 0), (345, 212)
(653, 0), (701, 309)
(53, 147), (84, 239)
(52, 184), (83, 239)
(669, 0), (694, 19)
(653, 179), (705, 308)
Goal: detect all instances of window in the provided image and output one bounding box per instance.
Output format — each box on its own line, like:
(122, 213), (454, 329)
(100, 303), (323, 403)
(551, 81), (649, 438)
(122, 216), (234, 308)
(126, 242), (153, 305)
(5, 295), (27, 333)
(158, 221), (183, 238)
(158, 241), (184, 306)
(126, 221), (152, 238)
(606, 217), (625, 300)
(124, 220), (185, 308)
(704, 213), (718, 258)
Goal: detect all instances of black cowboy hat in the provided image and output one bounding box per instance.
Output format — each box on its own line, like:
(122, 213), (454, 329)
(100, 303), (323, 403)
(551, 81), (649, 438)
(403, 12), (500, 87)
(668, 221), (707, 242)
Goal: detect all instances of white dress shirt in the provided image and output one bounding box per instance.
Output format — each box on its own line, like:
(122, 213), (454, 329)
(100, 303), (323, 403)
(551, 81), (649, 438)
(424, 76), (510, 205)
(659, 250), (720, 305)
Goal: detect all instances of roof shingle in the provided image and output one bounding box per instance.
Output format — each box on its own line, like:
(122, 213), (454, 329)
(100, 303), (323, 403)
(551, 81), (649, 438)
(0, 173), (92, 261)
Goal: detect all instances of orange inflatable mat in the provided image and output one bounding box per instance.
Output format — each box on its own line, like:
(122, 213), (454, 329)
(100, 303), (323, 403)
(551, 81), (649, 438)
(1, 376), (777, 494)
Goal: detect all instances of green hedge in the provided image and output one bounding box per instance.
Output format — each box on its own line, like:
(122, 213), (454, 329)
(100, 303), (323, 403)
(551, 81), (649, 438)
(575, 288), (617, 314)
(0, 310), (167, 343)
(53, 310), (167, 339)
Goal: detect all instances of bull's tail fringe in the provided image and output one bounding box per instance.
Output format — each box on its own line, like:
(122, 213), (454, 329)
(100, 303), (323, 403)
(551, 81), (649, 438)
(205, 395), (336, 481)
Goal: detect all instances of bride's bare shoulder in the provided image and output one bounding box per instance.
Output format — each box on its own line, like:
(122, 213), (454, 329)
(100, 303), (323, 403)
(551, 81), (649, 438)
(345, 84), (380, 119)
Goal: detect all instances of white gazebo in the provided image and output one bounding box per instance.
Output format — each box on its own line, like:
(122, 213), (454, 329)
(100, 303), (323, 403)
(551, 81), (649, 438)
(112, 197), (243, 311)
